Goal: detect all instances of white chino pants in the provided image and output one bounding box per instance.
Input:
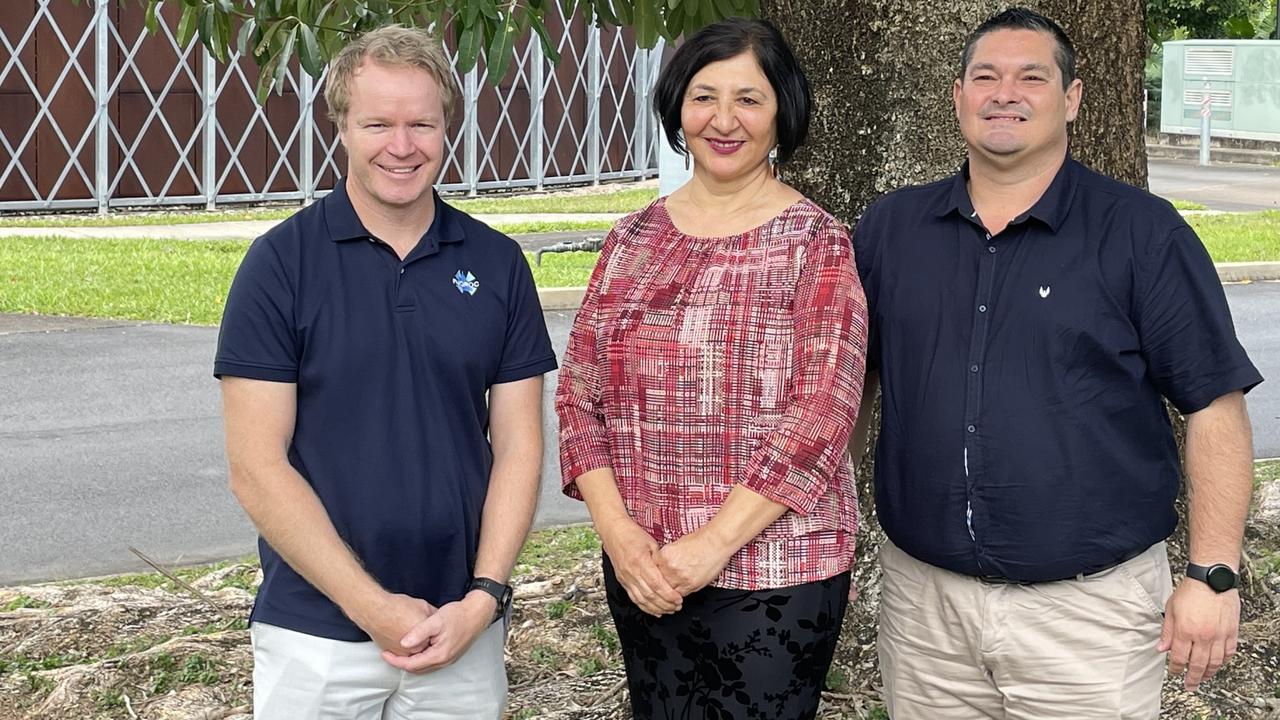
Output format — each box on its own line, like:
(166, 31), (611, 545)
(251, 620), (507, 719)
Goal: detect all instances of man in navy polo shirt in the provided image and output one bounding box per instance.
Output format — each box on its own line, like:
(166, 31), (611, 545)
(214, 26), (556, 719)
(852, 8), (1262, 718)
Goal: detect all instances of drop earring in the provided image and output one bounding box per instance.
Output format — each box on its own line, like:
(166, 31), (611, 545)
(684, 152), (690, 171)
(769, 146), (779, 179)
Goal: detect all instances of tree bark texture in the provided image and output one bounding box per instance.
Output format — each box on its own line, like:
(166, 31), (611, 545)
(758, 0), (1179, 691)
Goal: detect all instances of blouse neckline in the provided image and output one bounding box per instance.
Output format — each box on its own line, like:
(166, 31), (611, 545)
(654, 194), (813, 242)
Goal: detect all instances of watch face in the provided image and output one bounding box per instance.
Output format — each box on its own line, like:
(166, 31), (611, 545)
(1206, 565), (1237, 592)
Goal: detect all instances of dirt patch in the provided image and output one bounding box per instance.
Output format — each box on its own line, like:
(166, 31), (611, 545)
(3, 482), (1280, 719)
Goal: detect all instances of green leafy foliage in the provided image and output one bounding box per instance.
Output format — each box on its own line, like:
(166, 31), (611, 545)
(104, 0), (761, 103)
(1146, 0), (1275, 43)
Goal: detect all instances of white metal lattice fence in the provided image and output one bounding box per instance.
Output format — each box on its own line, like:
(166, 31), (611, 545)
(0, 0), (662, 213)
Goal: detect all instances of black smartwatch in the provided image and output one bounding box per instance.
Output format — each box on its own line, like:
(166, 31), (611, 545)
(467, 576), (513, 624)
(1185, 563), (1239, 593)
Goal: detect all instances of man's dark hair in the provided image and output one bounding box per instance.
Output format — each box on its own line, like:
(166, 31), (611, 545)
(652, 17), (811, 164)
(960, 7), (1077, 90)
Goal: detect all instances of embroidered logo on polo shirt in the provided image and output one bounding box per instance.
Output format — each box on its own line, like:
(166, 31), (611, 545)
(1039, 285), (1051, 299)
(453, 270), (480, 296)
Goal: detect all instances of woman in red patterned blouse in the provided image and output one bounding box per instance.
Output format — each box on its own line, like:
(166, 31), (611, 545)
(555, 17), (868, 720)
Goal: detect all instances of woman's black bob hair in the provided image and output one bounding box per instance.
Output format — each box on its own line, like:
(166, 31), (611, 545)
(652, 17), (812, 164)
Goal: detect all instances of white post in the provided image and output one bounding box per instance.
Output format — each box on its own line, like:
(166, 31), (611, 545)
(464, 68), (478, 196)
(94, 0), (109, 215)
(529, 40), (545, 190)
(587, 25), (601, 184)
(299, 72), (314, 205)
(202, 49), (217, 209)
(1198, 80), (1212, 167)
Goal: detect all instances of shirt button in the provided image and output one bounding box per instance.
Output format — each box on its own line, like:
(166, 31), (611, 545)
(970, 364), (979, 372)
(978, 304), (987, 313)
(400, 268), (405, 274)
(967, 424), (977, 433)
(987, 245), (996, 253)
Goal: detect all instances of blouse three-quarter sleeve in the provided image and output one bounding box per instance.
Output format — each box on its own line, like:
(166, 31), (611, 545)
(738, 219), (868, 514)
(555, 232), (620, 500)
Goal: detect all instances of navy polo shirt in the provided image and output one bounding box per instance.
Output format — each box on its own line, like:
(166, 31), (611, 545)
(214, 178), (557, 640)
(854, 156), (1262, 583)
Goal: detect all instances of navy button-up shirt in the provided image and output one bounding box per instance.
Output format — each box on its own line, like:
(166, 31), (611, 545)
(854, 156), (1262, 583)
(215, 179), (557, 640)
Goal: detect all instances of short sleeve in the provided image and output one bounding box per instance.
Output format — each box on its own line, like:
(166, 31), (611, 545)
(493, 243), (558, 384)
(1136, 224), (1262, 414)
(213, 237), (300, 382)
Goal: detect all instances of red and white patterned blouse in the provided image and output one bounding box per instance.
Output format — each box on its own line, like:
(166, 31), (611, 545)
(555, 196), (868, 590)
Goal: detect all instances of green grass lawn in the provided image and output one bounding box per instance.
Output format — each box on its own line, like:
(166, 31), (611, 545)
(0, 236), (599, 325)
(1170, 199), (1208, 211)
(1185, 211), (1280, 263)
(0, 209), (1274, 325)
(0, 187), (654, 228)
(0, 237), (246, 325)
(1257, 459), (1280, 487)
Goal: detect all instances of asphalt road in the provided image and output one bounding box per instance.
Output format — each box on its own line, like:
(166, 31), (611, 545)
(2, 280), (1277, 585)
(1147, 159), (1279, 212)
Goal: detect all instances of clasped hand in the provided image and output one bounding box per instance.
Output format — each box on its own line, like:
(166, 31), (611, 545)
(600, 517), (732, 617)
(356, 590), (495, 674)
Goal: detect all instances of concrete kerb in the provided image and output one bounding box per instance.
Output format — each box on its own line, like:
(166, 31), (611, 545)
(538, 287), (588, 310)
(1216, 262), (1280, 283)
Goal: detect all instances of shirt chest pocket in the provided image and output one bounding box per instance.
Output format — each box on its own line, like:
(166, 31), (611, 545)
(1004, 274), (1142, 404)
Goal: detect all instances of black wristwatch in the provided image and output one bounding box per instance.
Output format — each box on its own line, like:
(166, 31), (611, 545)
(1186, 563), (1239, 593)
(467, 576), (513, 624)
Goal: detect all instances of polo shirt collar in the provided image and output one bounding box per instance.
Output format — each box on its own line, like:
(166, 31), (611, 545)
(932, 152), (1078, 234)
(323, 177), (466, 247)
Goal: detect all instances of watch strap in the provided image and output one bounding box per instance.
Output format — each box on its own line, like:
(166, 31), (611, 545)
(1185, 562), (1210, 583)
(1185, 562), (1238, 593)
(467, 576), (512, 622)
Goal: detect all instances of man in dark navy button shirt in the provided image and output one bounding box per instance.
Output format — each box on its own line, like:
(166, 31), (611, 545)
(852, 8), (1262, 718)
(214, 27), (556, 719)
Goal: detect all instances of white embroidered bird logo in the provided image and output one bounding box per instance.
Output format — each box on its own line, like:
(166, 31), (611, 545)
(1039, 286), (1051, 299)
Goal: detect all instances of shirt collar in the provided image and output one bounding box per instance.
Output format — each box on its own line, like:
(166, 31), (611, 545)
(324, 177), (466, 246)
(932, 152), (1078, 234)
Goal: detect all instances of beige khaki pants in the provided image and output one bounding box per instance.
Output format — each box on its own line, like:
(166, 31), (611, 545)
(877, 539), (1171, 720)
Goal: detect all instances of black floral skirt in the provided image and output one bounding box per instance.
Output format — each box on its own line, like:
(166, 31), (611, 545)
(602, 555), (850, 720)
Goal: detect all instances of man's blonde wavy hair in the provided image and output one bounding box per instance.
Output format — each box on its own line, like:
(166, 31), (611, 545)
(324, 25), (460, 129)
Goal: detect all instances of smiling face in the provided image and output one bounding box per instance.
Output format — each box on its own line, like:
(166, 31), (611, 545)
(339, 60), (447, 219)
(954, 28), (1081, 166)
(680, 51), (778, 186)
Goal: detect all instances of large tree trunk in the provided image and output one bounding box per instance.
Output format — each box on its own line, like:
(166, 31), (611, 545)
(759, 0), (1175, 702)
